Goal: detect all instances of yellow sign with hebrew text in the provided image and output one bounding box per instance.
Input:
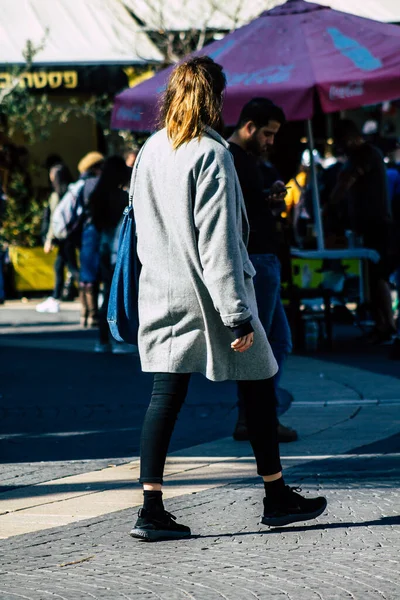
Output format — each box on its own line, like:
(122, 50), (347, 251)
(0, 71), (78, 91)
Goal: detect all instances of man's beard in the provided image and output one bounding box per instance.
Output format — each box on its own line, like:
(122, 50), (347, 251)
(245, 132), (264, 157)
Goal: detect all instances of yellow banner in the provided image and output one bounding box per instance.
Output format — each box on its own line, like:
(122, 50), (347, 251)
(9, 247), (56, 291)
(0, 71), (78, 90)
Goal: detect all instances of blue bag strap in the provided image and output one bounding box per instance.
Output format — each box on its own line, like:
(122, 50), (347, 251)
(128, 158), (138, 208)
(128, 137), (152, 209)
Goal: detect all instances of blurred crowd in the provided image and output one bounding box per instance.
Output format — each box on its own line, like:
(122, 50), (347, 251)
(260, 119), (400, 357)
(1, 116), (400, 359)
(35, 149), (137, 353)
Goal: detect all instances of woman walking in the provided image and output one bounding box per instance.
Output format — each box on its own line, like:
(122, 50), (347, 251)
(130, 57), (327, 541)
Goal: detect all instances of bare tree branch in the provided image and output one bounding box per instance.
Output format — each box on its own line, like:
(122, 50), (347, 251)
(0, 34), (48, 104)
(124, 0), (253, 65)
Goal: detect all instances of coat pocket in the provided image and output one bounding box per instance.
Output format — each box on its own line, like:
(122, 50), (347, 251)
(243, 259), (256, 278)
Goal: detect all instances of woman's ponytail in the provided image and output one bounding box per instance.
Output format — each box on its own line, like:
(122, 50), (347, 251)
(160, 56), (226, 149)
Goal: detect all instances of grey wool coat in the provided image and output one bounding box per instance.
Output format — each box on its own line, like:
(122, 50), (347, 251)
(133, 127), (278, 382)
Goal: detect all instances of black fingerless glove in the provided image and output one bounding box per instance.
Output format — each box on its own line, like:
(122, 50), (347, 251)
(228, 320), (254, 339)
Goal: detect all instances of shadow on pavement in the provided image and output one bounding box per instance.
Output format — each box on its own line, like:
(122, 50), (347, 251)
(194, 515), (400, 540)
(284, 444), (400, 489)
(1, 451), (399, 497)
(0, 332), (238, 464)
(301, 324), (400, 380)
(347, 432), (400, 454)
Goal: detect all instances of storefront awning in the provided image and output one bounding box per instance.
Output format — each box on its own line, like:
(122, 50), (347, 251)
(0, 0), (163, 66)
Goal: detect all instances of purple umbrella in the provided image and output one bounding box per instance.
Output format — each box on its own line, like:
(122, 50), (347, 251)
(113, 0), (400, 128)
(112, 0), (400, 248)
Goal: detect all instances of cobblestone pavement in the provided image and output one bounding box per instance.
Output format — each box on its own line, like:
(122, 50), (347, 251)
(1, 309), (399, 598)
(0, 453), (399, 600)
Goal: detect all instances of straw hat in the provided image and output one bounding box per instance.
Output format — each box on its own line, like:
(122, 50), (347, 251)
(78, 151), (104, 174)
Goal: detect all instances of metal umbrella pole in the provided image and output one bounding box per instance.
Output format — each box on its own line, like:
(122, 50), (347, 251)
(307, 119), (325, 250)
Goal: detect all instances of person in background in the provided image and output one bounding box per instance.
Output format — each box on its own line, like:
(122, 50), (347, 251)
(124, 149), (138, 169)
(329, 119), (396, 344)
(284, 156), (309, 225)
(386, 151), (400, 211)
(386, 149), (400, 359)
(88, 156), (130, 353)
(44, 154), (63, 172)
(228, 98), (297, 444)
(36, 164), (77, 314)
(289, 150), (326, 249)
(76, 152), (105, 328)
(43, 155), (78, 301)
(123, 148), (138, 195)
(0, 180), (6, 304)
(259, 152), (281, 192)
(129, 57), (326, 542)
(320, 150), (349, 248)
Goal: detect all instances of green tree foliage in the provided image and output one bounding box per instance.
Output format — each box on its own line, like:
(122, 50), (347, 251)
(0, 39), (129, 246)
(0, 173), (43, 248)
(0, 39), (53, 247)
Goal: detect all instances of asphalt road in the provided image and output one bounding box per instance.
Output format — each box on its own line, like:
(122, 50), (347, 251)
(1, 322), (399, 493)
(0, 330), (238, 467)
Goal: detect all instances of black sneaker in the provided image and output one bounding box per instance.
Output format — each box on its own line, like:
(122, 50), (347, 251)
(261, 486), (327, 527)
(130, 508), (191, 541)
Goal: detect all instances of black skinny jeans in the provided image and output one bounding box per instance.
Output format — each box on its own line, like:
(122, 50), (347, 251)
(139, 373), (282, 484)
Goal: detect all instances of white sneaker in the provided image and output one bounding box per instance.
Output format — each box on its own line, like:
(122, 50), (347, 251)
(35, 297), (60, 313)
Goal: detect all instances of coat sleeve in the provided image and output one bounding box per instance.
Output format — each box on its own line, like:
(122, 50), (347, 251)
(193, 146), (252, 328)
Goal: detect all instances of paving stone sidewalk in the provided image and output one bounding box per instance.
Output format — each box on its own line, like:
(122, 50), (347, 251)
(1, 305), (399, 598)
(0, 452), (399, 600)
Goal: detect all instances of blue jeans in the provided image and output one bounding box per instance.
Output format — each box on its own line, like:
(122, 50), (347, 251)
(238, 254), (293, 416)
(80, 224), (100, 284)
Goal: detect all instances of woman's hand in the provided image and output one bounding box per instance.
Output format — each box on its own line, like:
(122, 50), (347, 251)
(231, 332), (254, 353)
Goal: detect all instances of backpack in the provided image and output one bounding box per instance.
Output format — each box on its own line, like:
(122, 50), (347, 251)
(52, 180), (85, 241)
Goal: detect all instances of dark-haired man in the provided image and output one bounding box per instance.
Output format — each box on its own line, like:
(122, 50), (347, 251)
(228, 97), (297, 443)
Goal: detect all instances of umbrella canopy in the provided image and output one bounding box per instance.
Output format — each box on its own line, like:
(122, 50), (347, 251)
(112, 0), (400, 130)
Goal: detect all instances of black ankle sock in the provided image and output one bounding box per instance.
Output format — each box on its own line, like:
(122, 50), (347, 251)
(143, 490), (164, 513)
(264, 477), (286, 498)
